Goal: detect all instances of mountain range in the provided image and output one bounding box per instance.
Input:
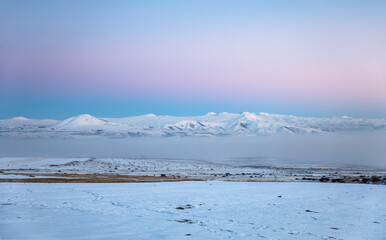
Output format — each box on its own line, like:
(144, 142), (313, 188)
(0, 112), (385, 137)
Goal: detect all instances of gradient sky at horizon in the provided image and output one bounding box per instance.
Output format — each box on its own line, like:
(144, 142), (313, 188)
(1, 0), (385, 119)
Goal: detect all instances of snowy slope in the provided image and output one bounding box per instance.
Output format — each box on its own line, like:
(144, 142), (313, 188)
(51, 114), (153, 137)
(0, 117), (59, 131)
(107, 112), (386, 136)
(54, 114), (130, 131)
(0, 112), (385, 137)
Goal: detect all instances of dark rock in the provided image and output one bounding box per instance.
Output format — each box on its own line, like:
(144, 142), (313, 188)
(331, 178), (344, 183)
(361, 178), (369, 183)
(319, 177), (330, 182)
(305, 210), (319, 213)
(175, 219), (194, 224)
(176, 204), (193, 210)
(370, 176), (381, 183)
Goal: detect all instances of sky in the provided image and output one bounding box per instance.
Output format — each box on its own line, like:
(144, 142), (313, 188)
(0, 0), (385, 119)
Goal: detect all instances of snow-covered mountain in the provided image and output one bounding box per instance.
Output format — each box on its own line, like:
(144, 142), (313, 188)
(0, 112), (385, 137)
(0, 117), (59, 132)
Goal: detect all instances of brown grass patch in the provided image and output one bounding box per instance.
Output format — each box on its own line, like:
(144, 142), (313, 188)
(0, 172), (204, 183)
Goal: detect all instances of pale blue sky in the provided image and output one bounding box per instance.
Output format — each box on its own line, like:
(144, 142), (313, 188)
(1, 0), (385, 119)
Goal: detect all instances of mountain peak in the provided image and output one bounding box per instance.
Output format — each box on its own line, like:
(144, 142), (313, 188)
(74, 114), (96, 119)
(54, 114), (111, 130)
(242, 112), (256, 116)
(10, 116), (29, 121)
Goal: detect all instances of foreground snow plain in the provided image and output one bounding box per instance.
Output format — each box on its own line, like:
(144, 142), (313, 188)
(0, 182), (385, 240)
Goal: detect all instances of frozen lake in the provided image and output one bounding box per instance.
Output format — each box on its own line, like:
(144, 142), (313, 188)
(1, 133), (386, 169)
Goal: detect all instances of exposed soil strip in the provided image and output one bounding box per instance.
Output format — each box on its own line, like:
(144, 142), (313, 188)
(1, 172), (384, 184)
(0, 172), (204, 183)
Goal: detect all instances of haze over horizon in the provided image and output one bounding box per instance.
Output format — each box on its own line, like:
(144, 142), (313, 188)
(1, 0), (385, 119)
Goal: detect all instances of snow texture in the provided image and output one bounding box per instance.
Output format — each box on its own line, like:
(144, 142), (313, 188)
(0, 182), (385, 240)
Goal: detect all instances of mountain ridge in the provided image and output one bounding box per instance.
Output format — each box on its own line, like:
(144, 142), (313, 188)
(0, 112), (385, 137)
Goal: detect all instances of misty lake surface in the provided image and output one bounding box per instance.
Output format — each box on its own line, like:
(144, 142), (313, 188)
(1, 133), (386, 169)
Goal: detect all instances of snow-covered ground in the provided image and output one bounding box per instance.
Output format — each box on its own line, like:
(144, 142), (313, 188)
(1, 157), (385, 183)
(0, 182), (385, 240)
